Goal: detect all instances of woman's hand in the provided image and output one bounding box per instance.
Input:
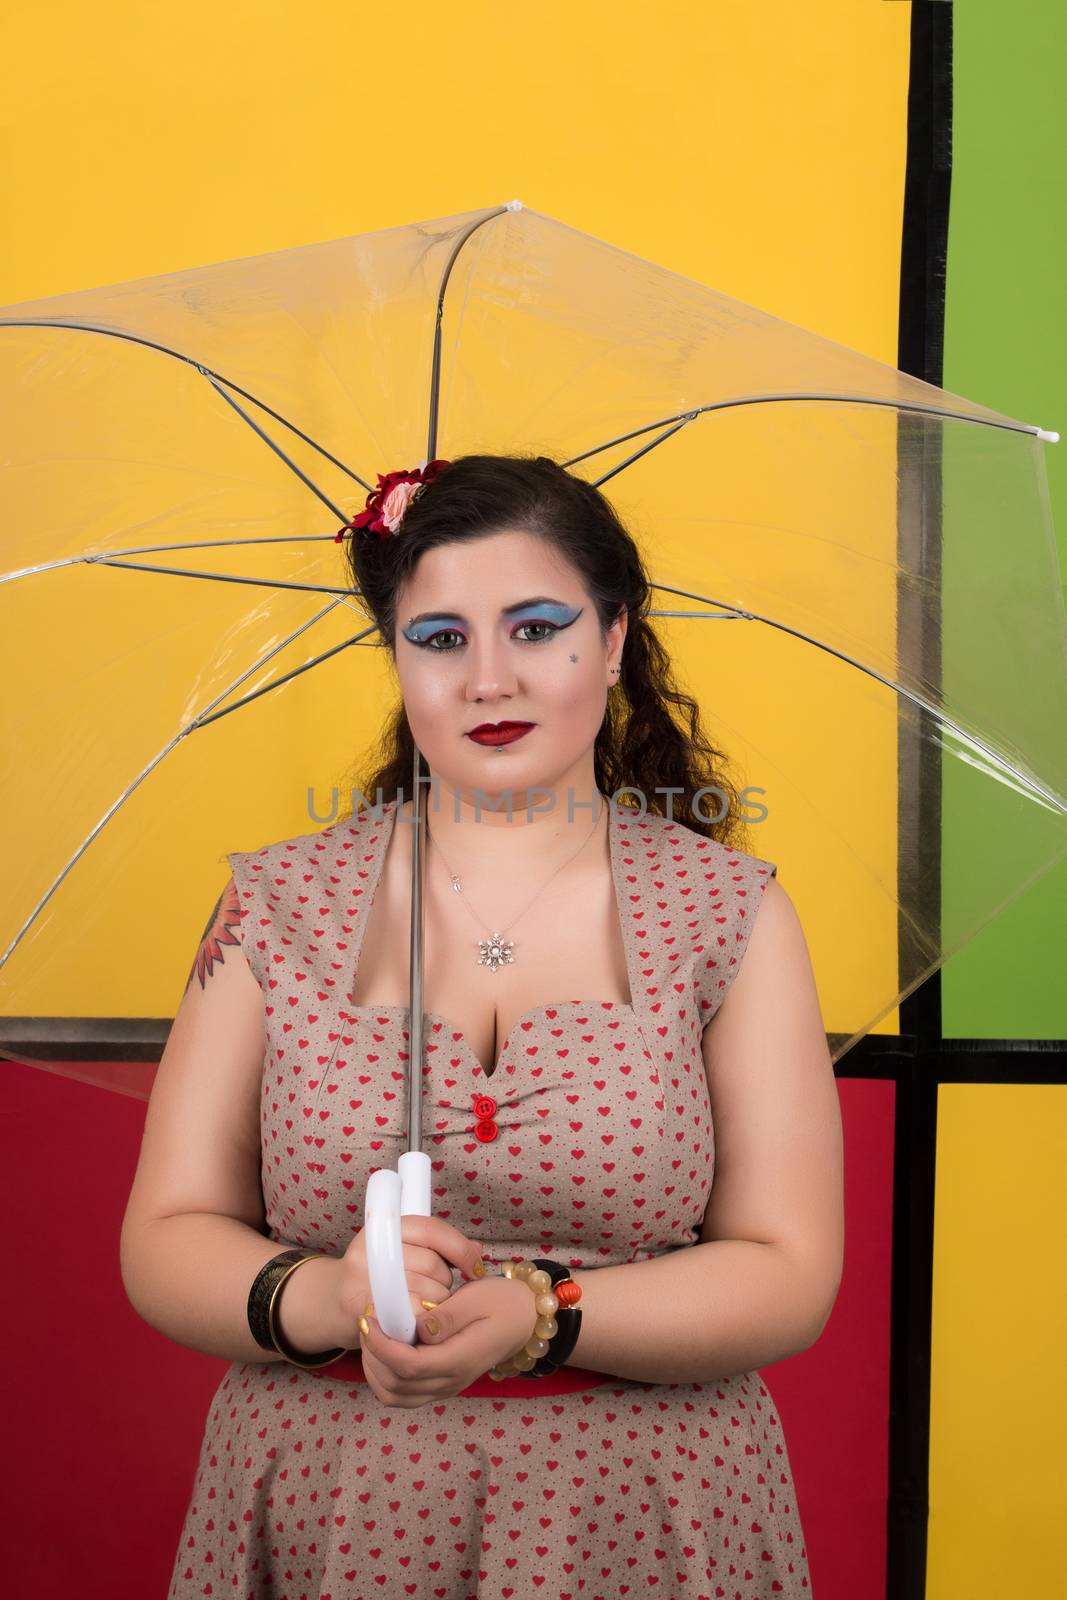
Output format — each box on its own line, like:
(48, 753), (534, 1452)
(326, 1215), (487, 1351)
(359, 1272), (541, 1407)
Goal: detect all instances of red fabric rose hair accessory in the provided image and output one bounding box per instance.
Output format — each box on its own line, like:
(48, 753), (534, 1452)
(335, 457), (451, 542)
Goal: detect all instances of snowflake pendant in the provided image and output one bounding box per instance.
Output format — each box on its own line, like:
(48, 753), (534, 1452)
(477, 933), (515, 973)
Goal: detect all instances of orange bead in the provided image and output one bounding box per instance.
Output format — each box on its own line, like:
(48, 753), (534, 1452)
(555, 1278), (582, 1308)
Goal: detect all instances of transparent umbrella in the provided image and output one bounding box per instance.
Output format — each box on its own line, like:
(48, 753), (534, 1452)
(2, 198), (1064, 1083)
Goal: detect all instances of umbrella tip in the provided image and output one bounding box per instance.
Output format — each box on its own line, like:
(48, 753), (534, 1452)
(1036, 426), (1060, 442)
(505, 198), (524, 210)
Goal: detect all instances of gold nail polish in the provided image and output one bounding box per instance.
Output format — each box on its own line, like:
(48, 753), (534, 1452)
(472, 1259), (486, 1278)
(358, 1315), (370, 1337)
(420, 1298), (439, 1310)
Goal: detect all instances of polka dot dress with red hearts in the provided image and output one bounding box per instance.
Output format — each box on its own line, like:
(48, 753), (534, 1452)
(167, 799), (812, 1599)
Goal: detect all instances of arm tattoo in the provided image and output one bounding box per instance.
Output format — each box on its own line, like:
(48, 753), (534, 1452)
(186, 876), (242, 992)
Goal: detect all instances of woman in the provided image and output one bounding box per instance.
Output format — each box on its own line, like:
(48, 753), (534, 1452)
(121, 453), (843, 1598)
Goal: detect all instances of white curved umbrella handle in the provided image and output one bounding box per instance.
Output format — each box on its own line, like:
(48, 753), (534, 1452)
(364, 1149), (433, 1343)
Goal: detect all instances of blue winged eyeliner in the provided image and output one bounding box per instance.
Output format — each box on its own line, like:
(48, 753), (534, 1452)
(402, 600), (583, 648)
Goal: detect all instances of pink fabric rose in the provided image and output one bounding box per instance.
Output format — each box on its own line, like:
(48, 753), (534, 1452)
(380, 479), (422, 533)
(335, 458), (451, 542)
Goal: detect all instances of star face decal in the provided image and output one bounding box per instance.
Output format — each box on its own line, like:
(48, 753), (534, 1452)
(186, 875), (243, 991)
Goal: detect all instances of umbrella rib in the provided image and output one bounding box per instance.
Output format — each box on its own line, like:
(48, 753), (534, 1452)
(8, 554), (1060, 816)
(562, 392), (1055, 485)
(0, 599), (380, 973)
(84, 554), (358, 598)
(425, 203), (515, 459)
(0, 314), (377, 489)
(8, 548), (1060, 814)
(2, 533), (343, 587)
(3, 316), (1053, 520)
(584, 417), (692, 482)
(198, 372), (354, 524)
(0, 203), (513, 528)
(193, 618), (383, 729)
(650, 580), (1067, 817)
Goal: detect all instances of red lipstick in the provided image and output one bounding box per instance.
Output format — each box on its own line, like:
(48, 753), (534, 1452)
(466, 721), (536, 747)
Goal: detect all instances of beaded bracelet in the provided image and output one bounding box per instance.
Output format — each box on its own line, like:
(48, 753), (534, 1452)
(487, 1257), (583, 1380)
(247, 1248), (350, 1370)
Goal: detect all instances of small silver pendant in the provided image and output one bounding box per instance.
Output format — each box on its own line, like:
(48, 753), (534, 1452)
(477, 933), (515, 973)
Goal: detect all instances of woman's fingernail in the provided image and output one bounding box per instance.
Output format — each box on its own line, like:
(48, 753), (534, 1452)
(472, 1259), (486, 1278)
(420, 1298), (439, 1310)
(422, 1316), (440, 1337)
(358, 1314), (370, 1337)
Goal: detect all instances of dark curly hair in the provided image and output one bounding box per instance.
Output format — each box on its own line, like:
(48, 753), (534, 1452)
(337, 452), (749, 845)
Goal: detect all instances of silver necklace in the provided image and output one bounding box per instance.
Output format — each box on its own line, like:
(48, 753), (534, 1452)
(425, 795), (606, 973)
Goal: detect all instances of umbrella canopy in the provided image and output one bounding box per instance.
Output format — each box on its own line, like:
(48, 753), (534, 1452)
(2, 200), (1065, 1088)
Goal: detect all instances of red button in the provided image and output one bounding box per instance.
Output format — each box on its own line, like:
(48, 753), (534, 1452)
(472, 1094), (497, 1119)
(474, 1119), (498, 1142)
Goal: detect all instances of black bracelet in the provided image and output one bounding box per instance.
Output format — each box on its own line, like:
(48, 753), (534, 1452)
(247, 1248), (348, 1369)
(527, 1258), (583, 1376)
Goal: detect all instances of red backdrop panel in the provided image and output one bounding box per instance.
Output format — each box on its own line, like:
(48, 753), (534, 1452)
(1, 1059), (891, 1599)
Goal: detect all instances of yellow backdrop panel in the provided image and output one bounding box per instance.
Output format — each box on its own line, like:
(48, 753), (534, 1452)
(0, 0), (911, 1043)
(930, 1084), (1067, 1593)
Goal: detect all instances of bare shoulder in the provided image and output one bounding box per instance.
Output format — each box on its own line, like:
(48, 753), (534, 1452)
(120, 872), (267, 1243)
(698, 872), (844, 1341)
(702, 870), (827, 1091)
